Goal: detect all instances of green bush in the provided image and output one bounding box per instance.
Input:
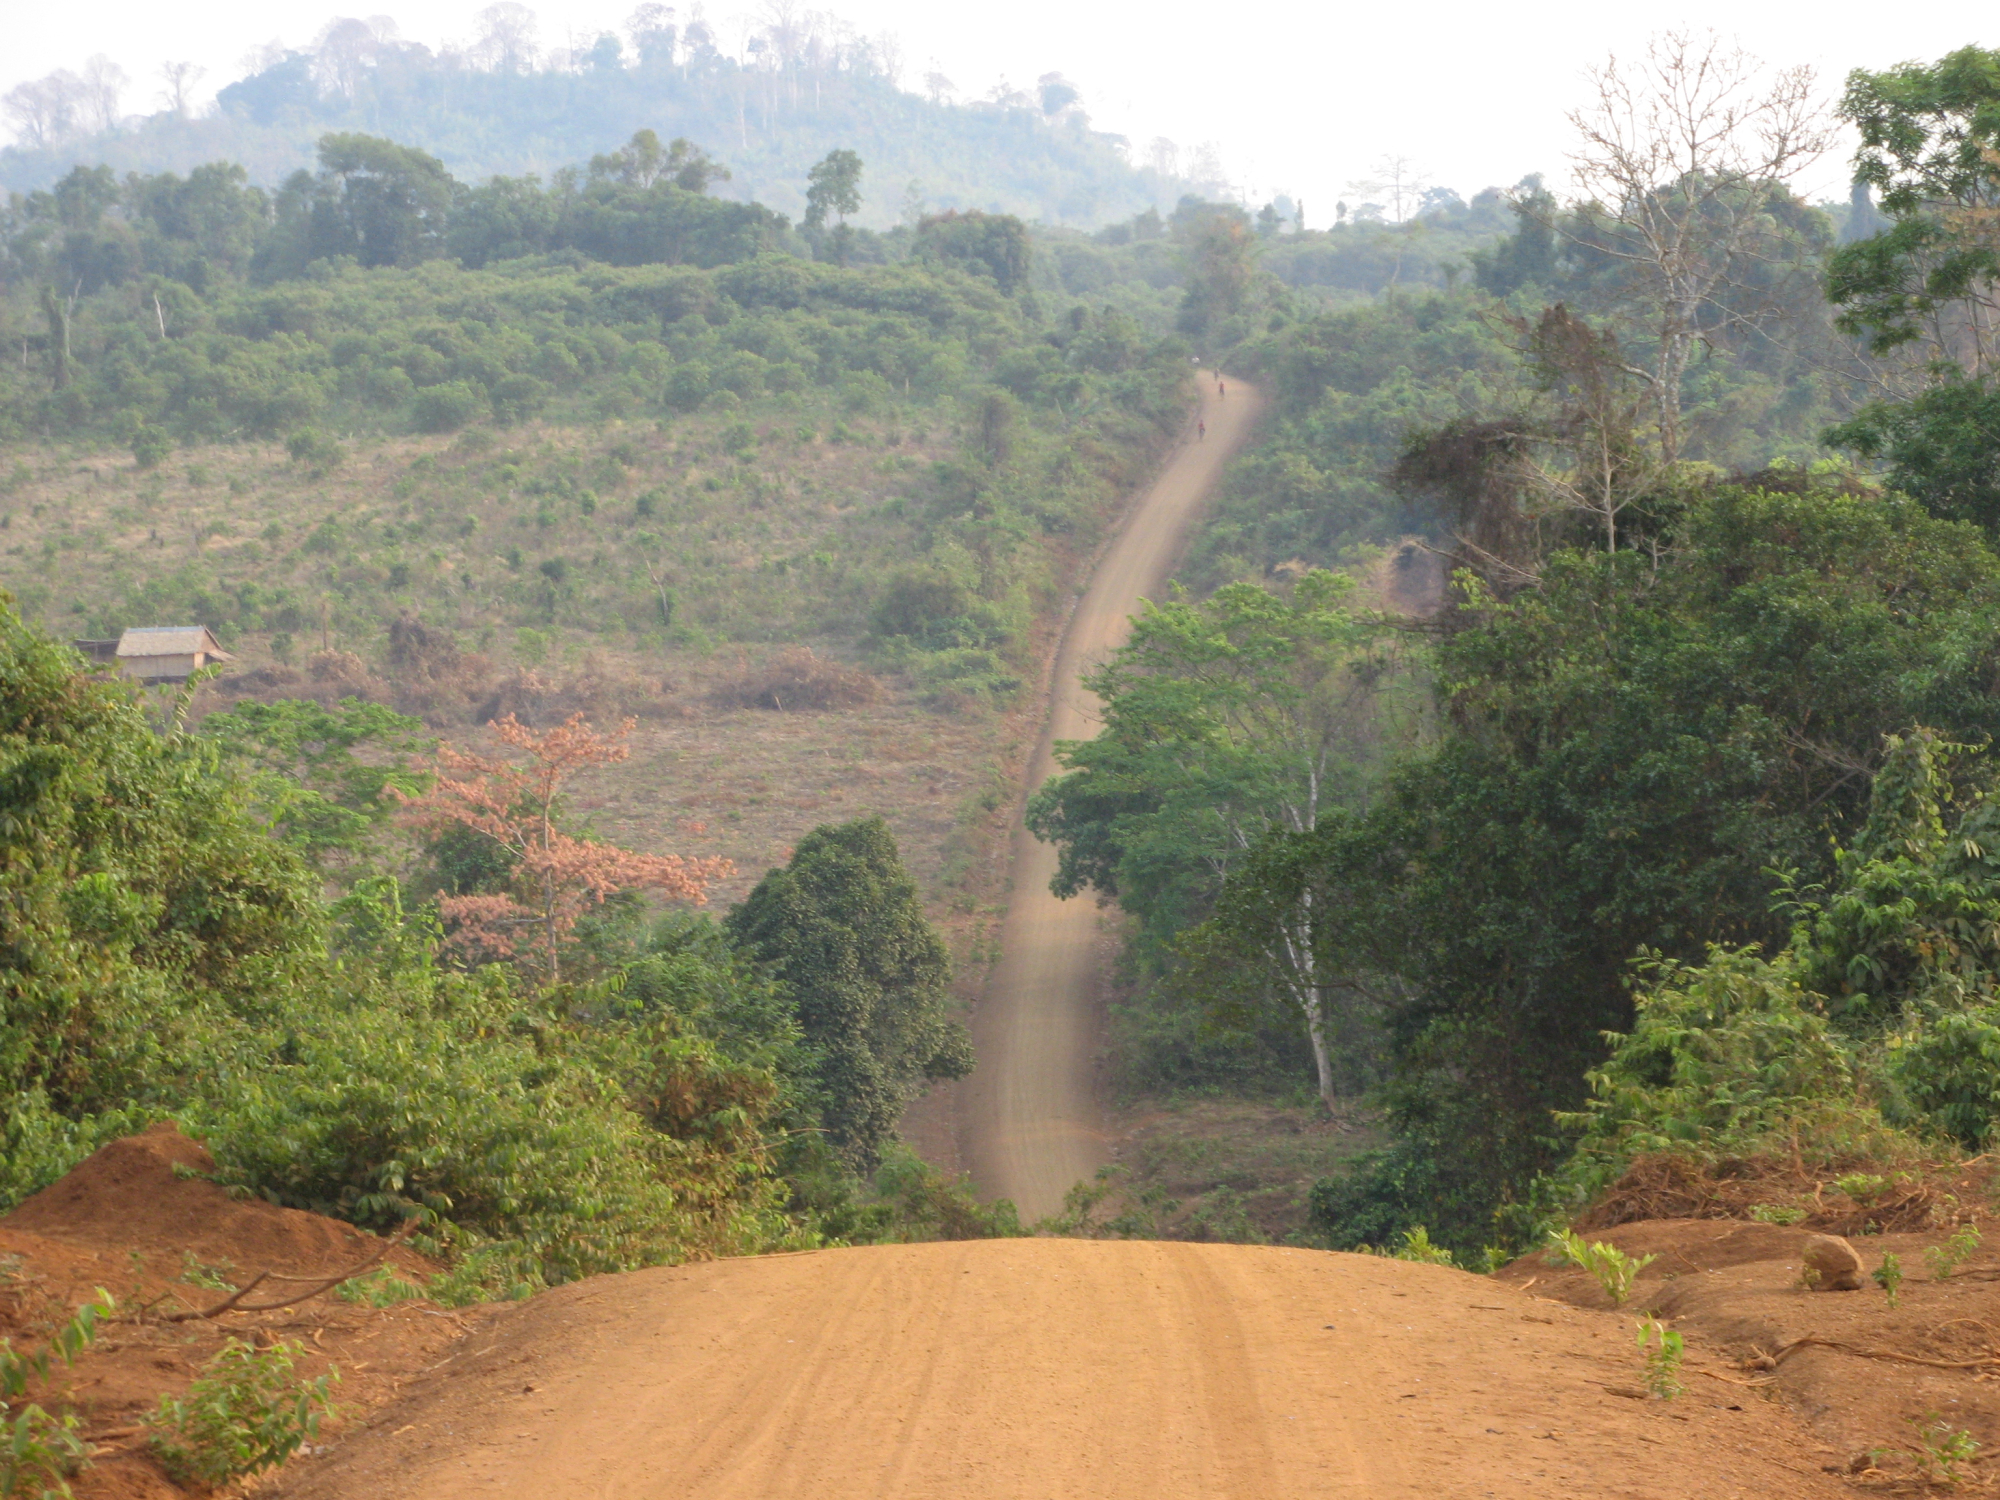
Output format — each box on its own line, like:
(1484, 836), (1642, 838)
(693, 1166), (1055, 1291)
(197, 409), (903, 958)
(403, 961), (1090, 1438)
(411, 381), (483, 433)
(1, 1293), (111, 1500)
(145, 1339), (335, 1489)
(129, 425), (172, 470)
(194, 994), (788, 1291)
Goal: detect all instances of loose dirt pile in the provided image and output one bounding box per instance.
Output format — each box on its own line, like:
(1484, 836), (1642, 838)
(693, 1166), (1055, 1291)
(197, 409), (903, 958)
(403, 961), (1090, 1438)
(0, 1124), (474, 1500)
(5, 1124), (434, 1283)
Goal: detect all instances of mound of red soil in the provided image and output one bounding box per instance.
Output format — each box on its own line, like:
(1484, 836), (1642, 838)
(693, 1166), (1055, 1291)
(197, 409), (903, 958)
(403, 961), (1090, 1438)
(2, 1121), (433, 1280)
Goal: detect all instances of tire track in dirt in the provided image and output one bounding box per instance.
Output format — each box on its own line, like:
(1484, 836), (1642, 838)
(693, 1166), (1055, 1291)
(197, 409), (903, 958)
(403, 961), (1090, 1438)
(964, 372), (1262, 1221)
(276, 1240), (1850, 1500)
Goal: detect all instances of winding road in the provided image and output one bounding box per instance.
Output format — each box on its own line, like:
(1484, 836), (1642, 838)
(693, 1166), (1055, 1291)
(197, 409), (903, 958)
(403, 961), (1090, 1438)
(964, 372), (1263, 1220)
(275, 380), (1847, 1500)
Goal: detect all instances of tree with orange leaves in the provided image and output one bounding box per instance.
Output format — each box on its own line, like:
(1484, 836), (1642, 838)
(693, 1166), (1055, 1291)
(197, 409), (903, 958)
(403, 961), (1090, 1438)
(401, 713), (731, 984)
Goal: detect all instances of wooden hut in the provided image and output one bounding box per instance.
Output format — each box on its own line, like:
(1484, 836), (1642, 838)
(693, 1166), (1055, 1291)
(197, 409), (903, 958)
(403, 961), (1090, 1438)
(112, 626), (233, 683)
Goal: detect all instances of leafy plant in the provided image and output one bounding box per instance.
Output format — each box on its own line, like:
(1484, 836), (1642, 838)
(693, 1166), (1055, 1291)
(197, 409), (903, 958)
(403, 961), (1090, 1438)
(0, 1406), (88, 1500)
(1926, 1223), (1981, 1281)
(1747, 1204), (1807, 1225)
(178, 1253), (237, 1292)
(1909, 1412), (1980, 1486)
(1873, 1251), (1904, 1307)
(0, 1292), (113, 1500)
(331, 1267), (428, 1307)
(1635, 1318), (1684, 1400)
(1837, 1173), (1891, 1204)
(1547, 1229), (1655, 1307)
(145, 1339), (337, 1488)
(1389, 1226), (1457, 1266)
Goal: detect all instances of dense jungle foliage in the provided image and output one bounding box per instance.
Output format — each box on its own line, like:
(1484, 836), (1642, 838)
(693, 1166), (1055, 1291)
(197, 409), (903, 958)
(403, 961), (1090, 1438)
(1028, 40), (2000, 1258)
(0, 591), (1030, 1287)
(24, 15), (2000, 1273)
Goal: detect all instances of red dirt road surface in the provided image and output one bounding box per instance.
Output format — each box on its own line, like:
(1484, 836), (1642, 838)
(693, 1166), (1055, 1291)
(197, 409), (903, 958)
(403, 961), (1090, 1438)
(274, 1238), (1845, 1500)
(964, 372), (1262, 1221)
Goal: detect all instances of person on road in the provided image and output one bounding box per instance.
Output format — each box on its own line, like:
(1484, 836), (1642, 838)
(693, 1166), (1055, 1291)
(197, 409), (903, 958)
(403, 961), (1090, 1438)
(1218, 379), (1227, 399)
(1197, 419), (1206, 440)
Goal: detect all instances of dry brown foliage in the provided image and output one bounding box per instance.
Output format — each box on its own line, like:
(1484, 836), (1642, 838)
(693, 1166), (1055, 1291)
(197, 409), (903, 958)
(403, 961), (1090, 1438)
(383, 614), (493, 720)
(1577, 1150), (1960, 1237)
(398, 712), (732, 983)
(713, 646), (884, 712)
(475, 658), (680, 726)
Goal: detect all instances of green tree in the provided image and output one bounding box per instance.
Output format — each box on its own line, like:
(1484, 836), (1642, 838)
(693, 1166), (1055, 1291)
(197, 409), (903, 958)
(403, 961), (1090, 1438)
(913, 210), (1031, 294)
(1826, 48), (2000, 533)
(1829, 47), (2000, 377)
(1026, 571), (1404, 1101)
(802, 149), (864, 230)
(1304, 483), (2000, 1250)
(726, 817), (970, 1167)
(197, 697), (432, 867)
(0, 594), (321, 1121)
(1175, 202), (1257, 337)
(262, 133), (456, 276)
(588, 129), (730, 193)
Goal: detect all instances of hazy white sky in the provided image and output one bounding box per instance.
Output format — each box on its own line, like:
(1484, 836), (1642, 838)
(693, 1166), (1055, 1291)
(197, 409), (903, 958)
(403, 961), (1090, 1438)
(7, 1), (1998, 221)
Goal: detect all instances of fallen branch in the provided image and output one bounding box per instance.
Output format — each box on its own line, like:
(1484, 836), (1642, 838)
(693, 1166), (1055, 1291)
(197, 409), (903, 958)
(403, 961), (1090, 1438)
(1749, 1334), (2000, 1373)
(155, 1220), (419, 1323)
(1698, 1367), (1776, 1388)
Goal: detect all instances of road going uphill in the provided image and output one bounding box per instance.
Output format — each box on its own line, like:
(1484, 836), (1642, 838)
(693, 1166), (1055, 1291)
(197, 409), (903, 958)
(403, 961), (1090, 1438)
(965, 372), (1260, 1220)
(276, 382), (1848, 1500)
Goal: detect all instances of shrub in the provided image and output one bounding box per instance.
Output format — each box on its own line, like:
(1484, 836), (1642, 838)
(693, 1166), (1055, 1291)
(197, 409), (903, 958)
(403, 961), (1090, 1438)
(1387, 1226), (1456, 1265)
(130, 425), (172, 469)
(194, 997), (787, 1291)
(411, 382), (483, 433)
(490, 374), (548, 424)
(1926, 1222), (1981, 1281)
(284, 429), (344, 471)
(1636, 1318), (1684, 1399)
(144, 1339), (335, 1488)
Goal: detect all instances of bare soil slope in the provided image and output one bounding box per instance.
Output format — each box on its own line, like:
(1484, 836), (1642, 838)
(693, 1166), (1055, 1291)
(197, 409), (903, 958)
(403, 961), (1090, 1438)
(965, 376), (1262, 1220)
(273, 1238), (1844, 1500)
(1505, 1213), (2000, 1484)
(0, 1125), (470, 1499)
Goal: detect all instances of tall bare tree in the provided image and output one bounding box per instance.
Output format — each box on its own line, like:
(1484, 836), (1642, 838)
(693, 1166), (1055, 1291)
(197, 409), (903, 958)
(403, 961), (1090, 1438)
(1557, 31), (1829, 460)
(77, 55), (127, 134)
(473, 3), (539, 74)
(158, 61), (205, 117)
(2, 72), (83, 149)
(1346, 155), (1430, 224)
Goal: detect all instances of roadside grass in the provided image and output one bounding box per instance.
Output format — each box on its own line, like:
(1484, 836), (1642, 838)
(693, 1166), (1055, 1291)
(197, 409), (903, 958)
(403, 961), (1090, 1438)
(1096, 1097), (1385, 1244)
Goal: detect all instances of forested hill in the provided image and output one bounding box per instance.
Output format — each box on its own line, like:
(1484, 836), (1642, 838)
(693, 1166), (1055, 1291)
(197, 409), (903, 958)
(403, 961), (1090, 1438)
(0, 11), (1189, 228)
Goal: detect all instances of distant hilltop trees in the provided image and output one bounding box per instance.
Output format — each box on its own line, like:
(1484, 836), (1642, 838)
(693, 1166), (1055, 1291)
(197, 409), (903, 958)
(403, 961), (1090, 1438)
(0, 5), (1202, 229)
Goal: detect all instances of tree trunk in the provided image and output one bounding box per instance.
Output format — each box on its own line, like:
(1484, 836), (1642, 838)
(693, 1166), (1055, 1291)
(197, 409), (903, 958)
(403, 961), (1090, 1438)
(1305, 991), (1336, 1106)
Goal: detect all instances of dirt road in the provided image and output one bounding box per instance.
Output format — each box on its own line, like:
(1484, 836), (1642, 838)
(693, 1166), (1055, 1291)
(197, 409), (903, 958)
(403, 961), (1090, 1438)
(964, 374), (1262, 1221)
(280, 1239), (1844, 1500)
